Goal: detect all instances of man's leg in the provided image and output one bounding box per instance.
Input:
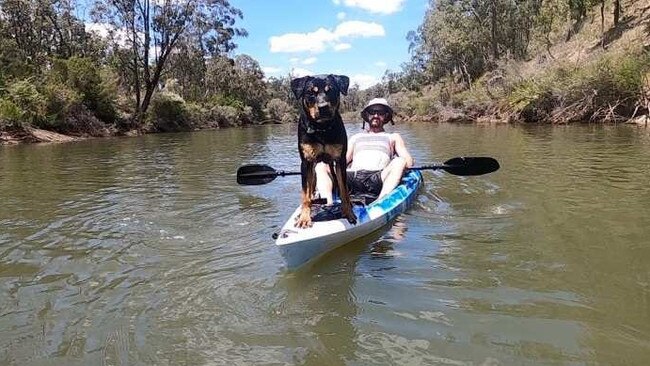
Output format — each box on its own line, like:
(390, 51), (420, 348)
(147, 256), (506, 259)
(378, 157), (408, 198)
(315, 162), (334, 204)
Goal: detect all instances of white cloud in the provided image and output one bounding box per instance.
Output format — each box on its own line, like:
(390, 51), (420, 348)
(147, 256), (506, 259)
(302, 57), (318, 65)
(340, 0), (405, 14)
(333, 43), (352, 51)
(270, 28), (336, 53)
(350, 74), (380, 90)
(374, 61), (387, 68)
(332, 0), (341, 4)
(269, 21), (385, 54)
(334, 21), (384, 38)
(262, 66), (282, 75)
(337, 12), (346, 20)
(289, 57), (300, 63)
(290, 67), (315, 77)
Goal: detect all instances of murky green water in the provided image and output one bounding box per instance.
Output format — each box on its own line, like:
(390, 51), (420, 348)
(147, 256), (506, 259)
(1, 123), (649, 365)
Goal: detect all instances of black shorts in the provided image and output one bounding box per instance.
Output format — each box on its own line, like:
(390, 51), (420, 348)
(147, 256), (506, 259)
(346, 170), (383, 196)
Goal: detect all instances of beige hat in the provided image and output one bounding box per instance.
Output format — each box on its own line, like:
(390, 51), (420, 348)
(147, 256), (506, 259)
(361, 97), (394, 124)
(362, 98), (393, 114)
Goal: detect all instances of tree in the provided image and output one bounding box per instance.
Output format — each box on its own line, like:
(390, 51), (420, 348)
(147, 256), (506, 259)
(0, 0), (91, 69)
(91, 0), (246, 124)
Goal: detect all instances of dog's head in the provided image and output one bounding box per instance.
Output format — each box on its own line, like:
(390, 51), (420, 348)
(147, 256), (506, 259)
(291, 74), (350, 123)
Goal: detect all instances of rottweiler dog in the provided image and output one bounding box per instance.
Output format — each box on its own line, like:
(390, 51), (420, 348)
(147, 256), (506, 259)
(291, 74), (357, 228)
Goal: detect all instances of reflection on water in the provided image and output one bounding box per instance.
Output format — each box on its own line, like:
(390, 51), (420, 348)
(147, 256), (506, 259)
(1, 124), (649, 364)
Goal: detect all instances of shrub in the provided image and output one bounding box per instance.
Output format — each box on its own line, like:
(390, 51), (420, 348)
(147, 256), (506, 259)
(264, 98), (296, 123)
(148, 92), (192, 132)
(211, 105), (240, 127)
(5, 79), (47, 127)
(0, 98), (24, 127)
(210, 94), (246, 111)
(43, 82), (83, 125)
(49, 57), (118, 124)
(507, 79), (556, 122)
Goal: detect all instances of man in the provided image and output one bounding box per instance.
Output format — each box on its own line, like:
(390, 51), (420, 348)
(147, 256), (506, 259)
(315, 97), (414, 205)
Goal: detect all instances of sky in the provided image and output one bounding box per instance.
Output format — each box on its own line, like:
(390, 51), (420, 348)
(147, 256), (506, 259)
(232, 0), (429, 89)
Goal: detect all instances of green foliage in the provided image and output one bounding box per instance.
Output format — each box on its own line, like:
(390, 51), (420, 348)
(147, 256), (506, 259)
(508, 79), (548, 112)
(265, 98), (296, 123)
(596, 55), (647, 98)
(203, 54), (267, 119)
(211, 105), (246, 127)
(5, 79), (47, 126)
(506, 51), (650, 122)
(0, 38), (34, 82)
(91, 0), (246, 119)
(148, 92), (192, 132)
(43, 81), (83, 125)
(0, 98), (24, 126)
(211, 94), (246, 111)
(406, 94), (438, 116)
(60, 57), (118, 123)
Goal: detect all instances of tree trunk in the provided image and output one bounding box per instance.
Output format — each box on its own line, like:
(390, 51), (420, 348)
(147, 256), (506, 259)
(491, 0), (499, 60)
(613, 0), (620, 26)
(129, 10), (142, 124)
(601, 0), (605, 49)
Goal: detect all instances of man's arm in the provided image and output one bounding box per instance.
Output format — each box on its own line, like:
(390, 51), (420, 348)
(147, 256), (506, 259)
(346, 134), (356, 166)
(393, 133), (414, 168)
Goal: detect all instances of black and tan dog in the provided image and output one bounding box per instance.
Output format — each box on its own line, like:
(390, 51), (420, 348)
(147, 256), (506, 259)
(291, 74), (357, 228)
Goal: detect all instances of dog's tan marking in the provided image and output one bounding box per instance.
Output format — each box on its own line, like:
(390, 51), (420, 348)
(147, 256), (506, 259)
(295, 167), (317, 228)
(324, 85), (330, 92)
(324, 144), (343, 159)
(300, 143), (323, 161)
(312, 87), (318, 93)
(306, 105), (318, 120)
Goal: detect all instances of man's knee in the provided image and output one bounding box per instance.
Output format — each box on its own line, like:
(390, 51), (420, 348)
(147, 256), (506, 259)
(315, 162), (330, 176)
(392, 156), (407, 169)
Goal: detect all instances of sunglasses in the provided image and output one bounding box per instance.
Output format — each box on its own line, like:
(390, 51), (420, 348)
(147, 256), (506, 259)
(366, 109), (389, 116)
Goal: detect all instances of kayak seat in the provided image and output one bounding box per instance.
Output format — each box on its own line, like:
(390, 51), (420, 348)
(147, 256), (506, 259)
(350, 193), (378, 205)
(311, 203), (344, 222)
(310, 194), (374, 222)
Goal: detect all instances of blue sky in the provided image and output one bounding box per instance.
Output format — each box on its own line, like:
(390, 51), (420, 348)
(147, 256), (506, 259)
(232, 0), (429, 89)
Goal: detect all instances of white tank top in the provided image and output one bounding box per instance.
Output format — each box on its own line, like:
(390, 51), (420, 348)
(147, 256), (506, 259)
(349, 133), (394, 171)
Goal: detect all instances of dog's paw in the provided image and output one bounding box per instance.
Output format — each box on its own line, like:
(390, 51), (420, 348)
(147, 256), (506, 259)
(294, 210), (313, 228)
(345, 212), (357, 225)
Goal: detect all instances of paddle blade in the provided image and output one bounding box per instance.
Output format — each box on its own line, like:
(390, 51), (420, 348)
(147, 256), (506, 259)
(442, 157), (500, 176)
(237, 164), (279, 185)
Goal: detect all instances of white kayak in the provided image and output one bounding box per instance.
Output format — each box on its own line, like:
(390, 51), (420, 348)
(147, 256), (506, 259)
(275, 170), (423, 269)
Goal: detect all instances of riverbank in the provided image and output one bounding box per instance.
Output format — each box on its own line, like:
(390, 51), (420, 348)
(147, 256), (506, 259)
(384, 0), (650, 125)
(2, 0), (648, 146)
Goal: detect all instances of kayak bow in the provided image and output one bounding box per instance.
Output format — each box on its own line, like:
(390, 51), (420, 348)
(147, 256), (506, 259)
(275, 170), (423, 269)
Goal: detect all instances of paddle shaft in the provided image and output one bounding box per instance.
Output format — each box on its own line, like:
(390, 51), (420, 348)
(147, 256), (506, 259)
(237, 157), (499, 185)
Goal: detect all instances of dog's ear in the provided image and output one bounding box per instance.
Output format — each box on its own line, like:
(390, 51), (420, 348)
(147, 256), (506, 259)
(329, 74), (350, 96)
(291, 76), (310, 100)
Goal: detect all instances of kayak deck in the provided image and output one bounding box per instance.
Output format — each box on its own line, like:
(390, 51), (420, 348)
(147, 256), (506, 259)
(275, 170), (422, 269)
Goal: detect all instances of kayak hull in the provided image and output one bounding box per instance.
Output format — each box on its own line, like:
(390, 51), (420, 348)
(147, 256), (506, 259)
(275, 170), (422, 269)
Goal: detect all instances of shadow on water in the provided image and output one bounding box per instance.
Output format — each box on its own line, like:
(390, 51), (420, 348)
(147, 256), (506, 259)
(277, 228), (388, 365)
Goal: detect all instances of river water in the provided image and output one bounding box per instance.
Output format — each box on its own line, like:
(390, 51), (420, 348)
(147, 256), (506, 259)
(1, 123), (649, 365)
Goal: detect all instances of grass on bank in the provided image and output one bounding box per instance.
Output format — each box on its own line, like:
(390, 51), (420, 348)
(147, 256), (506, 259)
(391, 0), (650, 124)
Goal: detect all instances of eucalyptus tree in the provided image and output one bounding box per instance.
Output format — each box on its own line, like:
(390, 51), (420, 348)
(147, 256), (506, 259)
(535, 0), (569, 57)
(0, 0), (91, 69)
(165, 41), (206, 101)
(232, 54), (266, 116)
(415, 0), (489, 87)
(91, 0), (246, 123)
(265, 75), (293, 104)
(202, 54), (266, 118)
